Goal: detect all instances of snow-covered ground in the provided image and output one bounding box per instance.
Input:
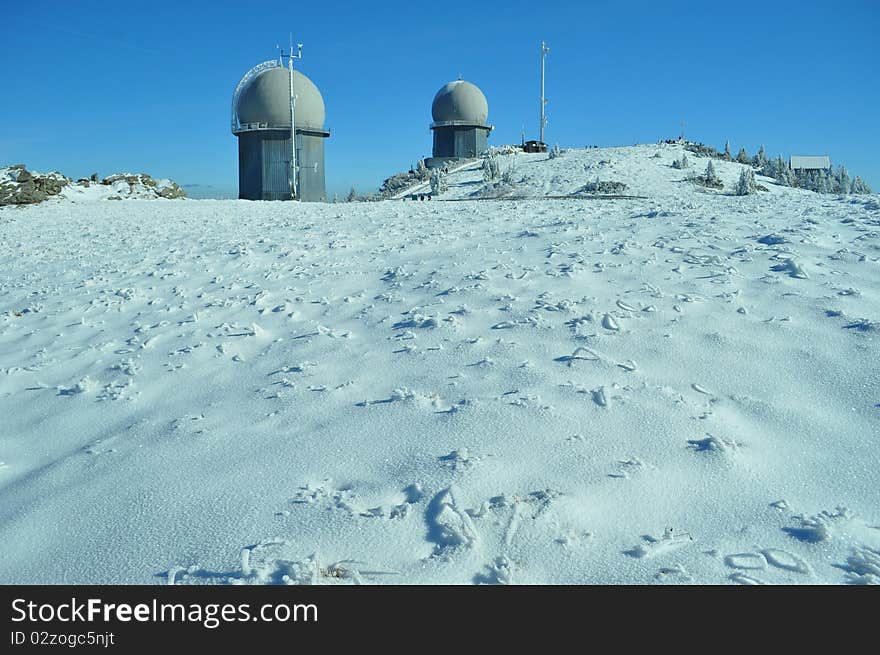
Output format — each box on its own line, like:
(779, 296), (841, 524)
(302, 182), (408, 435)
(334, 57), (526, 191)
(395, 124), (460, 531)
(1, 144), (878, 585)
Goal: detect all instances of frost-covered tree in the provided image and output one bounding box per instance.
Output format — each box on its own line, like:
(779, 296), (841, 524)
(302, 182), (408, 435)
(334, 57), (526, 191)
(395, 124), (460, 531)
(754, 145), (767, 168)
(724, 140), (732, 160)
(798, 169), (819, 192)
(548, 143), (563, 159)
(736, 147), (750, 164)
(482, 154), (501, 182)
(346, 185), (358, 202)
(834, 166), (851, 194)
(693, 159), (723, 189)
(705, 159), (719, 183)
(501, 161), (518, 186)
(672, 152), (689, 169)
(851, 176), (872, 194)
(771, 156), (793, 186)
(735, 167), (757, 195)
(416, 159), (429, 179)
(430, 169), (447, 195)
(776, 162), (870, 195)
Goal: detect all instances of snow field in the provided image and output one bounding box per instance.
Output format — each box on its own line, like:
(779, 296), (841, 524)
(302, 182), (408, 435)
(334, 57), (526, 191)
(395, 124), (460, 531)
(0, 145), (878, 584)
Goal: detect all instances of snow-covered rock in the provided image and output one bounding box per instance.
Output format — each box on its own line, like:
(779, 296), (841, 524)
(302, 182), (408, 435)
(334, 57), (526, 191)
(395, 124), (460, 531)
(0, 165), (186, 205)
(0, 165), (70, 205)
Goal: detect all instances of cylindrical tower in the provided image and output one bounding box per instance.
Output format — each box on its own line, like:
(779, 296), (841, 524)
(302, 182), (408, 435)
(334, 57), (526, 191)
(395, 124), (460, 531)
(427, 80), (492, 168)
(231, 62), (329, 201)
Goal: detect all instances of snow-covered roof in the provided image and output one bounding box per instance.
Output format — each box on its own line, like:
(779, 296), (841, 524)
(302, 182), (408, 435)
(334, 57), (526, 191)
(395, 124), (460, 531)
(790, 155), (831, 170)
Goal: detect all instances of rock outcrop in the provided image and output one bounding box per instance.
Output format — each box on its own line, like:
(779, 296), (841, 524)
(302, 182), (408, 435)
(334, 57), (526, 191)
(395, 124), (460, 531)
(101, 173), (187, 199)
(0, 166), (187, 205)
(0, 165), (70, 205)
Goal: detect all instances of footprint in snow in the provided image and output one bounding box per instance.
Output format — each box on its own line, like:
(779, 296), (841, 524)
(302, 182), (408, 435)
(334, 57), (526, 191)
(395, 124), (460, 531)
(654, 563), (693, 584)
(836, 546), (880, 584)
(625, 528), (694, 559)
(609, 456), (650, 479)
(591, 387), (608, 407)
(56, 376), (97, 396)
(770, 258), (808, 279)
(724, 553), (766, 570)
(686, 434), (742, 455)
(761, 548), (811, 575)
(729, 572), (766, 585)
(602, 313), (620, 331)
(473, 556), (513, 585)
(843, 318), (879, 333)
(356, 387), (418, 406)
(426, 487), (478, 554)
(554, 347), (599, 366)
(439, 448), (486, 471)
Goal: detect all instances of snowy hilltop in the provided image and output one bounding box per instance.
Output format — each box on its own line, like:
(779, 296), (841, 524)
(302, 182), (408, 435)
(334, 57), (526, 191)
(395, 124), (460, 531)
(0, 144), (878, 585)
(0, 165), (186, 205)
(382, 141), (871, 202)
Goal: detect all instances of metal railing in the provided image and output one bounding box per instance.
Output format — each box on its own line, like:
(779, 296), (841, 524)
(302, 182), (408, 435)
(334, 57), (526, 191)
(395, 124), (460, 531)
(232, 122), (330, 136)
(430, 120), (493, 130)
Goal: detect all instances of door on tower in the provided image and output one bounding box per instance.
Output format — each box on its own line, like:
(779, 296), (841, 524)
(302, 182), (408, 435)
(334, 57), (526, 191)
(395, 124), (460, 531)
(262, 138), (292, 200)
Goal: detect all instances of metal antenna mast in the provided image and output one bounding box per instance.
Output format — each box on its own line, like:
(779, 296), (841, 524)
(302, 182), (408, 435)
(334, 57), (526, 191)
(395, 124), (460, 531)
(279, 37), (303, 199)
(540, 41), (550, 143)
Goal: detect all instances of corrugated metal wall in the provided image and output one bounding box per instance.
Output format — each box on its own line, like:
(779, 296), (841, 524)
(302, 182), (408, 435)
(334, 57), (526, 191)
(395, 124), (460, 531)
(474, 129), (488, 157)
(297, 134), (326, 202)
(237, 132), (263, 200)
(261, 138), (292, 200)
(433, 126), (490, 160)
(433, 129), (454, 158)
(454, 130), (471, 157)
(236, 130), (326, 201)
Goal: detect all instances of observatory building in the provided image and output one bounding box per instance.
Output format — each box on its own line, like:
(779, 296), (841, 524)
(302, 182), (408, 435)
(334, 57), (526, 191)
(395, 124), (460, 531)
(427, 80), (492, 167)
(231, 61), (329, 201)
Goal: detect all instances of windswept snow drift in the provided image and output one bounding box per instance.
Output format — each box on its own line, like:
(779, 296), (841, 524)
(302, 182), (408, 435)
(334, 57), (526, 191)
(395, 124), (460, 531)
(0, 145), (878, 585)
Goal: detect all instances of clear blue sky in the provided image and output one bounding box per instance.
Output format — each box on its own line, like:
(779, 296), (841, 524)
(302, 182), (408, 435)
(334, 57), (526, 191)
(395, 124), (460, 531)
(2, 0), (877, 197)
